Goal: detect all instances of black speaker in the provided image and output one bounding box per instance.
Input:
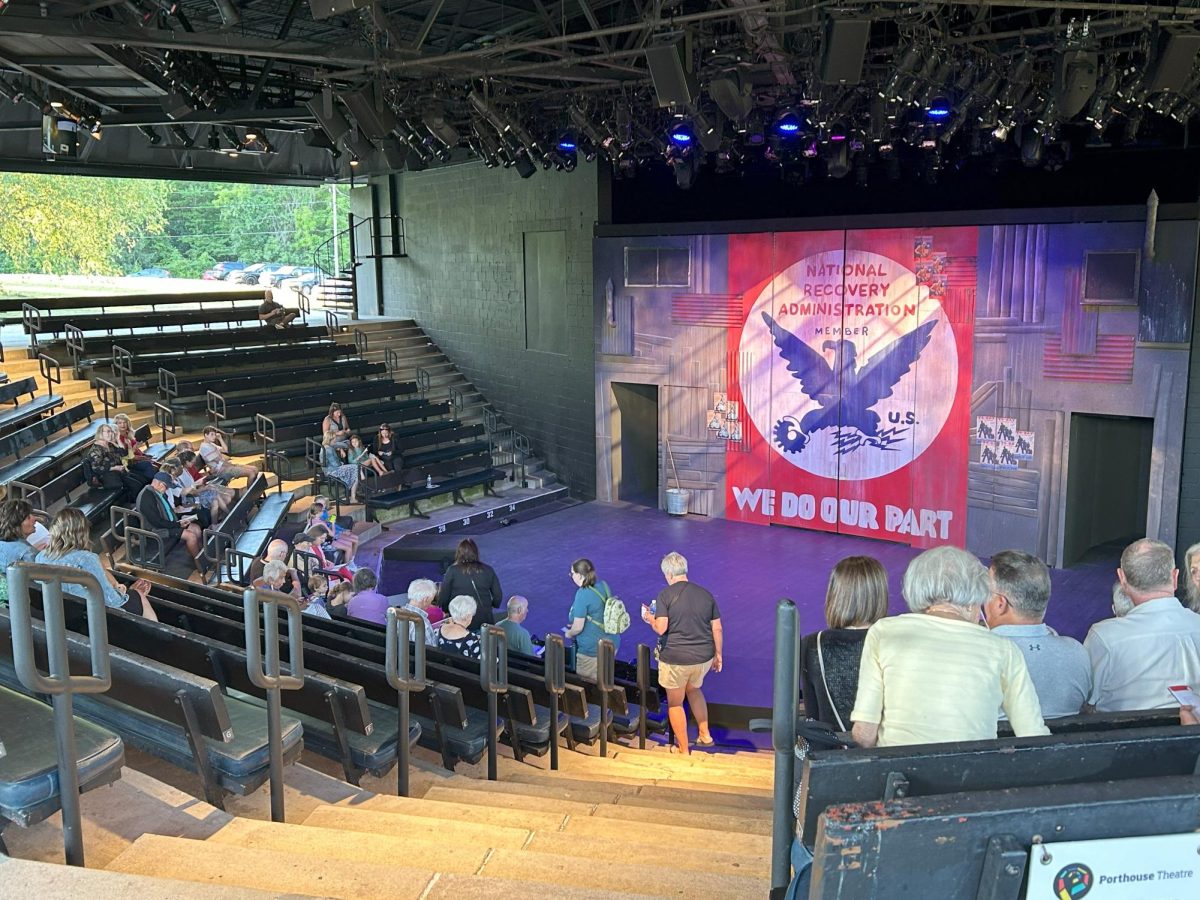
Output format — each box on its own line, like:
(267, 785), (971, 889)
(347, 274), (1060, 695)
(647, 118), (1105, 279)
(645, 38), (697, 108)
(340, 85), (398, 141)
(305, 95), (350, 143)
(1146, 26), (1200, 93)
(308, 0), (370, 21)
(819, 18), (871, 85)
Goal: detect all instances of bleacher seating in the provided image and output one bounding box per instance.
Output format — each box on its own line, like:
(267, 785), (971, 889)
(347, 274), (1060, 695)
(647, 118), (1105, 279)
(198, 474), (294, 582)
(0, 401), (101, 486)
(0, 608), (297, 811)
(0, 376), (63, 436)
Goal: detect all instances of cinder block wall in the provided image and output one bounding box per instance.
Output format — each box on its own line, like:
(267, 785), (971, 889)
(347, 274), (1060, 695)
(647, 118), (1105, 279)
(376, 161), (599, 498)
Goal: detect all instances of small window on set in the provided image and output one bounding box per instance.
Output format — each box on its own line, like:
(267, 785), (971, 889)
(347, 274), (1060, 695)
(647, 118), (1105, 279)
(624, 247), (691, 287)
(1082, 250), (1140, 306)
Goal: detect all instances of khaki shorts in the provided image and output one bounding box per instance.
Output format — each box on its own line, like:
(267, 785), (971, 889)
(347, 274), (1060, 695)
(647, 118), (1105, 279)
(575, 653), (598, 680)
(658, 658), (713, 691)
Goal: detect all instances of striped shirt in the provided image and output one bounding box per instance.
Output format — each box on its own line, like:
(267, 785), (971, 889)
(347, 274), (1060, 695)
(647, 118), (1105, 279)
(851, 613), (1049, 746)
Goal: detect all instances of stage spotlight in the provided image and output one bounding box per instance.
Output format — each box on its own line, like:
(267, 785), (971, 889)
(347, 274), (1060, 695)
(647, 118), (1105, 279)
(88, 118), (103, 140)
(139, 125), (162, 145)
(616, 150), (638, 178)
(243, 125), (261, 142)
(556, 130), (577, 152)
(671, 152), (698, 190)
(828, 120), (848, 143)
(1019, 127), (1043, 167)
(170, 124), (194, 146)
(926, 97), (953, 119)
(513, 149), (537, 178)
(668, 121), (695, 147)
(742, 109), (766, 146)
(774, 108), (803, 136)
(349, 155), (359, 168)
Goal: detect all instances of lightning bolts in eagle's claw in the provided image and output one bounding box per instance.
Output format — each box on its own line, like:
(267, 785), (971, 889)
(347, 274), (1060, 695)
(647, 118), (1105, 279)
(774, 421), (909, 457)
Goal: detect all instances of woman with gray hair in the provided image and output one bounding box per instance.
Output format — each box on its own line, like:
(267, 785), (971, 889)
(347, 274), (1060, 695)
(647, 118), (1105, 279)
(438, 594), (482, 659)
(850, 545), (1048, 747)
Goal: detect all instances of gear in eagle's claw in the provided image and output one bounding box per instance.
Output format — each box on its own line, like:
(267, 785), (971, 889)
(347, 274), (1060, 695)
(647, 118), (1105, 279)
(774, 416), (808, 454)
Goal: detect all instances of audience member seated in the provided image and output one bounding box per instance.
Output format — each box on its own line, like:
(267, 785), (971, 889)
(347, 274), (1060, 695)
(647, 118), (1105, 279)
(438, 595), (482, 659)
(113, 412), (157, 481)
(320, 431), (360, 503)
(258, 288), (299, 329)
(800, 556), (889, 732)
(399, 578), (438, 646)
(199, 425), (259, 484)
(135, 471), (204, 574)
(83, 423), (150, 504)
(346, 569), (390, 625)
(304, 496), (359, 568)
(322, 402), (352, 452)
(985, 550), (1091, 718)
(1111, 581), (1135, 617)
(437, 538), (502, 630)
(497, 594), (536, 656)
(36, 507), (156, 619)
(326, 581), (352, 618)
(160, 461), (213, 529)
(374, 423), (398, 472)
(294, 526), (352, 583)
(347, 433), (388, 477)
(1085, 538), (1200, 712)
(1183, 542), (1200, 613)
(247, 538), (302, 594)
(0, 498), (37, 603)
(251, 559), (301, 599)
(176, 449), (230, 523)
(850, 545), (1049, 748)
(565, 557), (619, 680)
(301, 575), (333, 620)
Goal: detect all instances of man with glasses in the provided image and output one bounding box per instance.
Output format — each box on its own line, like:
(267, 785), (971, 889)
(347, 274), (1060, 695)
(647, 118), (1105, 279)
(984, 550), (1091, 718)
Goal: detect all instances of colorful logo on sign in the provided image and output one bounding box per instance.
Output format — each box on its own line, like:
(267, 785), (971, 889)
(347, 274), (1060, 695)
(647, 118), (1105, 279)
(738, 249), (957, 481)
(1053, 862), (1094, 899)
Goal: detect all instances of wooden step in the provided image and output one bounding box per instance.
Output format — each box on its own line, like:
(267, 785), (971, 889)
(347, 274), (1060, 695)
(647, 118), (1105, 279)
(303, 804), (533, 848)
(420, 785), (770, 834)
(107, 834), (443, 899)
(498, 765), (774, 800)
(332, 793), (569, 831)
(210, 817), (768, 896)
(0, 856), (280, 900)
(493, 754), (774, 792)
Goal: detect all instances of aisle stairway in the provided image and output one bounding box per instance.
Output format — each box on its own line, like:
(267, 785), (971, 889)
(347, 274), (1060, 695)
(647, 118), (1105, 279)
(7, 741), (775, 898)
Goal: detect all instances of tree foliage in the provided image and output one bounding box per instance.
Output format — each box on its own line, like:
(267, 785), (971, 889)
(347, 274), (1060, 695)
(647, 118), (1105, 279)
(0, 174), (349, 279)
(0, 174), (169, 275)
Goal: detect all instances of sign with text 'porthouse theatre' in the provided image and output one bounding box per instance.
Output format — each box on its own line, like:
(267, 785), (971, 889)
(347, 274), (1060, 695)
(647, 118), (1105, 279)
(1024, 832), (1199, 899)
(593, 219), (1196, 562)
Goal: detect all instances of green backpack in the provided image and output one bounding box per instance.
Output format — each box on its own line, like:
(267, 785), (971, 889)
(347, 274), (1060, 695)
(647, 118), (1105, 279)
(589, 585), (631, 635)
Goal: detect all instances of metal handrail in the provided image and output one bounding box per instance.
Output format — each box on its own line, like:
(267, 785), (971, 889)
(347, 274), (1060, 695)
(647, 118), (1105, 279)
(244, 587), (305, 823)
(771, 599), (800, 893)
(38, 354), (62, 397)
(65, 325), (86, 375)
(7, 563), (113, 867)
(153, 403), (177, 447)
(415, 367), (431, 397)
(447, 384), (463, 414)
(325, 310), (341, 336)
(543, 633), (566, 770)
(480, 625), (509, 782)
(158, 367), (178, 401)
(125, 525), (165, 571)
(513, 431), (531, 486)
(7, 480), (46, 512)
(384, 346), (401, 375)
(597, 638), (617, 758)
(206, 390), (227, 424)
(385, 607), (427, 797)
(265, 449), (290, 495)
(110, 344), (133, 390)
(94, 378), (121, 420)
(255, 413), (276, 468)
(22, 302), (42, 353)
(353, 328), (368, 357)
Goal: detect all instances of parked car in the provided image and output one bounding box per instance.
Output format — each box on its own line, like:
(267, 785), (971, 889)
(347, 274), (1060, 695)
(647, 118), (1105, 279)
(128, 267), (171, 278)
(278, 270), (322, 295)
(231, 263), (284, 284)
(202, 261), (246, 280)
(259, 265), (300, 287)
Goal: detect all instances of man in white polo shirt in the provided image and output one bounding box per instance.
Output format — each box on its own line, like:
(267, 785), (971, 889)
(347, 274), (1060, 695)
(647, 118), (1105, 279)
(1085, 538), (1200, 712)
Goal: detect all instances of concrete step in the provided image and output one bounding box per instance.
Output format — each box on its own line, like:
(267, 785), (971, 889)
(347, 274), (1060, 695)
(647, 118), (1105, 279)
(420, 785), (770, 834)
(209, 817), (768, 896)
(334, 793), (569, 831)
(494, 750), (775, 790)
(612, 743), (777, 772)
(106, 834), (442, 899)
(0, 856), (279, 900)
(308, 803), (768, 876)
(497, 764), (775, 799)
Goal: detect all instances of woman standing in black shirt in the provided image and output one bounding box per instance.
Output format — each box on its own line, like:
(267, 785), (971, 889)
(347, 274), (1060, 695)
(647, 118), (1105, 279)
(436, 538), (502, 630)
(799, 556), (889, 732)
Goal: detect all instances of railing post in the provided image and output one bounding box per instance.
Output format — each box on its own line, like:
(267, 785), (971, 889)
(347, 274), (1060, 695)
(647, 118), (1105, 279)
(597, 639), (616, 758)
(544, 634), (566, 771)
(385, 608), (427, 797)
(8, 563), (113, 867)
(153, 402), (177, 448)
(480, 625), (508, 782)
(636, 643), (652, 750)
(244, 587), (305, 823)
(771, 599), (800, 894)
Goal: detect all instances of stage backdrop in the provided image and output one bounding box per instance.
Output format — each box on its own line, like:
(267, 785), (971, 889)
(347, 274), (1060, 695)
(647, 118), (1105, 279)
(594, 220), (1195, 564)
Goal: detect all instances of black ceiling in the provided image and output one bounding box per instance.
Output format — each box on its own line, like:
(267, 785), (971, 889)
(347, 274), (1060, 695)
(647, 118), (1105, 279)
(1, 1), (1200, 186)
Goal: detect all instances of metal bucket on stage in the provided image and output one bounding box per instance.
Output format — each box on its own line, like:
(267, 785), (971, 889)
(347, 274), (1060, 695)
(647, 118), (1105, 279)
(665, 488), (691, 516)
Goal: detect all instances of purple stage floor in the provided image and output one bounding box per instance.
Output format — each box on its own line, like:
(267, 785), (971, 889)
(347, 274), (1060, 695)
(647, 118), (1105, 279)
(376, 501), (1120, 712)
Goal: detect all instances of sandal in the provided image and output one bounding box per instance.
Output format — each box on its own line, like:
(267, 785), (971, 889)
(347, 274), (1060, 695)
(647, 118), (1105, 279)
(694, 736), (716, 747)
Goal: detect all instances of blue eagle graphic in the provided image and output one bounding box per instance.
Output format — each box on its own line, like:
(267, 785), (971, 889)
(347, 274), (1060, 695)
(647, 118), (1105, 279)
(762, 312), (938, 455)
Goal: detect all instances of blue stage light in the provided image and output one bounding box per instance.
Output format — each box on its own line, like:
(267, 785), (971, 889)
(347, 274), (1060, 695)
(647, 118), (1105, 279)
(557, 131), (577, 152)
(927, 97), (953, 119)
(669, 123), (694, 146)
(775, 109), (803, 135)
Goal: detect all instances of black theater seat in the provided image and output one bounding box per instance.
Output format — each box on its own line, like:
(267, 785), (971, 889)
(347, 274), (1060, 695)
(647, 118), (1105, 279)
(0, 686), (124, 829)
